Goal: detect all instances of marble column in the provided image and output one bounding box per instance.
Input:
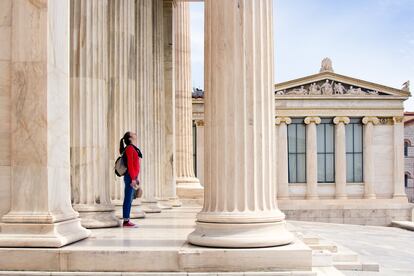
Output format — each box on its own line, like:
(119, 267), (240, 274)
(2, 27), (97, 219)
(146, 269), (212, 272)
(304, 117), (321, 200)
(392, 116), (408, 200)
(162, 1), (181, 207)
(107, 0), (145, 219)
(137, 0), (162, 213)
(153, 0), (172, 210)
(276, 117), (292, 200)
(70, 0), (119, 229)
(174, 1), (203, 197)
(188, 0), (293, 248)
(362, 116), (379, 199)
(333, 116), (350, 199)
(0, 0), (90, 247)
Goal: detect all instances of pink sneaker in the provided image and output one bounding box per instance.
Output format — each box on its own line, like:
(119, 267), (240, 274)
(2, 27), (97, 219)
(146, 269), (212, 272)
(123, 220), (138, 228)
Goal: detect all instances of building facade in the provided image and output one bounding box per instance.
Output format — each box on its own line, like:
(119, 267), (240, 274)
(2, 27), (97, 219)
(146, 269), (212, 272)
(193, 60), (413, 225)
(404, 112), (414, 202)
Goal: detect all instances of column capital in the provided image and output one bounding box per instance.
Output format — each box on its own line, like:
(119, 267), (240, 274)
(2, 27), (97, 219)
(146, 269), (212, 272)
(195, 119), (204, 127)
(304, 116), (321, 125)
(393, 116), (404, 124)
(275, 117), (292, 125)
(333, 116), (350, 125)
(362, 116), (380, 125)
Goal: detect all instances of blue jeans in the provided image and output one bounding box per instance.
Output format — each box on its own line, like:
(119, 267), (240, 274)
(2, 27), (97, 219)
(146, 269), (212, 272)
(123, 173), (135, 220)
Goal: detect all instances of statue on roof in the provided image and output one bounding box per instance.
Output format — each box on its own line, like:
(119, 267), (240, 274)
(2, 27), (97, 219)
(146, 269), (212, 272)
(402, 81), (410, 92)
(320, 57), (334, 73)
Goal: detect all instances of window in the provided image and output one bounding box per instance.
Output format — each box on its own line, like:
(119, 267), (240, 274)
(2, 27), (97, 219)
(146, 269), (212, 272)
(346, 118), (363, 182)
(317, 118), (335, 183)
(405, 174), (409, 188)
(288, 118), (306, 183)
(404, 141), (409, 157)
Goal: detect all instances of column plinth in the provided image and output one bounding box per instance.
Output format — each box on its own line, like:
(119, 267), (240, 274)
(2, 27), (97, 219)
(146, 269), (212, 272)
(276, 117), (292, 200)
(334, 116), (350, 199)
(174, 1), (203, 197)
(187, 0), (293, 248)
(304, 117), (321, 200)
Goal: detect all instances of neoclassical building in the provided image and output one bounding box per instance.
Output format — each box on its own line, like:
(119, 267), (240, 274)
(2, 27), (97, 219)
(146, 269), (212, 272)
(193, 60), (413, 225)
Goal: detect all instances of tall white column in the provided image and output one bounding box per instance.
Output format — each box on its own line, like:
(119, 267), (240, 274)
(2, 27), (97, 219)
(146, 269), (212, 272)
(153, 0), (172, 210)
(304, 117), (321, 200)
(276, 117), (292, 200)
(393, 116), (408, 200)
(362, 117), (379, 199)
(70, 0), (119, 229)
(137, 0), (162, 213)
(188, 0), (293, 248)
(174, 1), (203, 197)
(0, 0), (90, 247)
(162, 1), (181, 207)
(333, 116), (350, 199)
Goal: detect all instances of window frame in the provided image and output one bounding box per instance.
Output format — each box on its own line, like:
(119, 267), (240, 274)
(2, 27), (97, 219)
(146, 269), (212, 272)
(317, 118), (335, 183)
(287, 118), (307, 183)
(346, 118), (364, 183)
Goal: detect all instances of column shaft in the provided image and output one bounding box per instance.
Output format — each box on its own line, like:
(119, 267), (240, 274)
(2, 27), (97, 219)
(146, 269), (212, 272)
(188, 0), (293, 248)
(393, 116), (408, 199)
(174, 1), (203, 196)
(305, 117), (321, 199)
(334, 117), (350, 199)
(276, 117), (292, 199)
(362, 117), (379, 199)
(0, 0), (90, 247)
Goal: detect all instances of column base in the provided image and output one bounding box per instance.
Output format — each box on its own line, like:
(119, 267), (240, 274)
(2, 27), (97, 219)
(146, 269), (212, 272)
(335, 195), (347, 200)
(141, 201), (162, 213)
(187, 220), (294, 248)
(157, 199), (173, 210)
(169, 197), (182, 207)
(177, 178), (204, 199)
(306, 195), (319, 200)
(74, 204), (120, 229)
(364, 194), (376, 199)
(78, 211), (120, 229)
(0, 218), (90, 248)
(393, 194), (408, 202)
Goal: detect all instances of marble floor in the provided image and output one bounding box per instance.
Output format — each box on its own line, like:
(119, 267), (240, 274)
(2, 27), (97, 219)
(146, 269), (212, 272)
(290, 220), (414, 276)
(0, 206), (413, 275)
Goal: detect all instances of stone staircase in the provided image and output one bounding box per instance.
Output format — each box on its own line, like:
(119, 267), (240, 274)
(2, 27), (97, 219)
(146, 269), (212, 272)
(297, 232), (380, 273)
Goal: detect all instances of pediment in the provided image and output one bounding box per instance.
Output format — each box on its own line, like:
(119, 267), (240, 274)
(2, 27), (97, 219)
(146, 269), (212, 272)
(275, 72), (410, 98)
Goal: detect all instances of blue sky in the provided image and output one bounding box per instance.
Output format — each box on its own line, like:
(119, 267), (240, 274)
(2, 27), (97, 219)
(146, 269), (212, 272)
(190, 0), (414, 110)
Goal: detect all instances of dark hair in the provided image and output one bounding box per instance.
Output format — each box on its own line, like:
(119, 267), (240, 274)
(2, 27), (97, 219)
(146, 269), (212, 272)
(119, 132), (132, 154)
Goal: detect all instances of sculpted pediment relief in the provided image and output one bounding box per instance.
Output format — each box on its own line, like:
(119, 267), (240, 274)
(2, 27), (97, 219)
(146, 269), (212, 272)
(276, 79), (386, 97)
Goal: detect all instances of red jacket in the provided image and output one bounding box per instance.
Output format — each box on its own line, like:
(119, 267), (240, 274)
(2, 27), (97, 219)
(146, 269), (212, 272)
(125, 145), (140, 180)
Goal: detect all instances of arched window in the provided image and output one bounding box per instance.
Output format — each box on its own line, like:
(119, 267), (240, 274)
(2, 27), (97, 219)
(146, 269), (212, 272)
(405, 174), (409, 188)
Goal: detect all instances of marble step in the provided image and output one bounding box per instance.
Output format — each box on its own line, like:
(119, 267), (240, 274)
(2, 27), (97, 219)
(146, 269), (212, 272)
(332, 252), (359, 262)
(334, 261), (379, 272)
(0, 272), (319, 276)
(308, 242), (338, 253)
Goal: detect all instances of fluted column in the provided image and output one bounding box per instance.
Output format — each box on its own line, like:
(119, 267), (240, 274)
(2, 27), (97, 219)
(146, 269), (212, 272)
(153, 0), (172, 210)
(162, 1), (181, 207)
(333, 116), (350, 199)
(0, 0), (90, 247)
(392, 116), (408, 200)
(304, 117), (321, 200)
(174, 1), (203, 197)
(188, 0), (293, 248)
(276, 117), (292, 200)
(70, 0), (119, 228)
(136, 0), (162, 213)
(362, 117), (379, 199)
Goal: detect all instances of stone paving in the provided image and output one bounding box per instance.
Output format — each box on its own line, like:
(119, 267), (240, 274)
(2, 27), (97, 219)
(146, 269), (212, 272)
(290, 220), (414, 276)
